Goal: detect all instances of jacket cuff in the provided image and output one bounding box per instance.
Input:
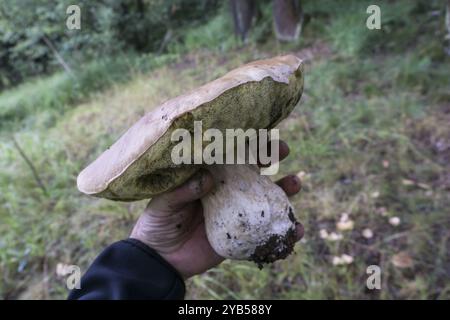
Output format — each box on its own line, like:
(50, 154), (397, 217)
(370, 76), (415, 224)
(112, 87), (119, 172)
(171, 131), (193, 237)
(68, 239), (185, 300)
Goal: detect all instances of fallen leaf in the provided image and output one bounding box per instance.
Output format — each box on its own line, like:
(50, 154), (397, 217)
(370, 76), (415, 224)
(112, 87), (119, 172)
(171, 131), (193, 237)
(328, 232), (343, 241)
(417, 182), (431, 190)
(389, 216), (401, 226)
(402, 179), (415, 186)
(296, 171), (306, 179)
(391, 252), (413, 268)
(371, 191), (380, 198)
(337, 220), (354, 231)
(362, 228), (374, 239)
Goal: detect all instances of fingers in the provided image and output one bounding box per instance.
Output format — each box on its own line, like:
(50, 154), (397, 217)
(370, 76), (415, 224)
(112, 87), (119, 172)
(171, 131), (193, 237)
(277, 174), (304, 241)
(276, 175), (302, 196)
(150, 169), (215, 212)
(278, 140), (289, 161)
(295, 222), (304, 241)
(258, 140), (290, 167)
(277, 140), (290, 163)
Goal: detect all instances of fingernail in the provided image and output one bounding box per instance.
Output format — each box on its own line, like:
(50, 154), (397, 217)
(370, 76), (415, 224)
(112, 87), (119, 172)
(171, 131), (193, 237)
(189, 171), (205, 193)
(189, 169), (212, 195)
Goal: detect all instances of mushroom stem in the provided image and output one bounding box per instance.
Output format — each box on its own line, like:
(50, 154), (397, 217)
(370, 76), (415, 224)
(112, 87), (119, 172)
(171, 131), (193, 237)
(201, 164), (298, 266)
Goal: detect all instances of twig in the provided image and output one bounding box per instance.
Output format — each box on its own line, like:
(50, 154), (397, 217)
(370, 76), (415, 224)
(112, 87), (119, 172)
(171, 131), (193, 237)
(12, 136), (48, 196)
(42, 35), (75, 78)
(380, 231), (411, 244)
(157, 29), (173, 55)
(42, 257), (50, 300)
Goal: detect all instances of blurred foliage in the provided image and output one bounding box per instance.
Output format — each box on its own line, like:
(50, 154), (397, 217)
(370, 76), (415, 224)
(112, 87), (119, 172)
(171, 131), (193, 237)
(0, 0), (219, 90)
(0, 53), (177, 132)
(303, 0), (448, 58)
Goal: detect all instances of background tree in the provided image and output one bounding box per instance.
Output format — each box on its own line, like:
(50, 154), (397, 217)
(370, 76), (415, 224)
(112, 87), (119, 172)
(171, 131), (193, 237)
(273, 0), (303, 42)
(229, 0), (257, 42)
(0, 0), (219, 90)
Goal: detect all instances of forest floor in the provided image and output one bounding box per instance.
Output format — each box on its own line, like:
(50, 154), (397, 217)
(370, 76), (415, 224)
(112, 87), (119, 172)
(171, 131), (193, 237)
(1, 0), (449, 299)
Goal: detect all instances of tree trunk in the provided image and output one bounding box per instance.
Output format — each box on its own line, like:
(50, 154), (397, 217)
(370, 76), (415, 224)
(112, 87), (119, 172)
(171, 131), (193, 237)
(446, 0), (450, 38)
(445, 0), (450, 55)
(229, 0), (256, 42)
(273, 0), (303, 42)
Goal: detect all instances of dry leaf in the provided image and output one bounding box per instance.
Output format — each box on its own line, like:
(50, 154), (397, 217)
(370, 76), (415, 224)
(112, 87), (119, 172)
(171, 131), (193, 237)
(417, 183), (431, 190)
(389, 216), (401, 226)
(337, 220), (354, 231)
(371, 191), (380, 198)
(391, 252), (413, 268)
(362, 228), (374, 239)
(319, 229), (329, 239)
(328, 232), (343, 241)
(402, 179), (415, 186)
(296, 171), (306, 179)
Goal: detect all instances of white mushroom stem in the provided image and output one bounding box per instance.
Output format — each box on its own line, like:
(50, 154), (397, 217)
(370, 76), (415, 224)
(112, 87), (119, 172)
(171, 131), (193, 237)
(201, 164), (298, 265)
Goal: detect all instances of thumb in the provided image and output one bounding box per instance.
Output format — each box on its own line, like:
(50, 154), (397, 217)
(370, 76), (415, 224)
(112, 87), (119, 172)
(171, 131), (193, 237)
(150, 169), (215, 212)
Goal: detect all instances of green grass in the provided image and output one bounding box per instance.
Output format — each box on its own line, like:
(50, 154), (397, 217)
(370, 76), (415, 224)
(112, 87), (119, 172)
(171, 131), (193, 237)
(1, 0), (449, 299)
(0, 53), (178, 133)
(168, 6), (237, 54)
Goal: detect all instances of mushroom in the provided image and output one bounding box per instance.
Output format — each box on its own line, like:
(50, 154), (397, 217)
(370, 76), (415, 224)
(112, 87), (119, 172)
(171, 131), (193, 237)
(77, 55), (304, 265)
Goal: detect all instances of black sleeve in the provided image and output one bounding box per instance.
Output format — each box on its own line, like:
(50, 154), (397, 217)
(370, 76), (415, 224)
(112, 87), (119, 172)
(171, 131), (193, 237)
(68, 239), (185, 300)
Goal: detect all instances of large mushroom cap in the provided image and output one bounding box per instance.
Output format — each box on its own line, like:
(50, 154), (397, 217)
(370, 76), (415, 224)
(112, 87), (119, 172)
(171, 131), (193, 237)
(77, 55), (304, 201)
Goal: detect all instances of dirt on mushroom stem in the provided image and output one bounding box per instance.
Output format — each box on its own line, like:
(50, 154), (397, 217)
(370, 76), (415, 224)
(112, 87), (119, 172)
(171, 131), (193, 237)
(250, 226), (299, 269)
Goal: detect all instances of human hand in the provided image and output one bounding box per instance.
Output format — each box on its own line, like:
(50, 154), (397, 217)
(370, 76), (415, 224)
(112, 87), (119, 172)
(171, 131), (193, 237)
(130, 141), (304, 279)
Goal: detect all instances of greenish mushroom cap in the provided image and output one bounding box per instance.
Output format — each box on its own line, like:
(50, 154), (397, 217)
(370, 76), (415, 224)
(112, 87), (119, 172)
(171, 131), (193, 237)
(77, 55), (304, 201)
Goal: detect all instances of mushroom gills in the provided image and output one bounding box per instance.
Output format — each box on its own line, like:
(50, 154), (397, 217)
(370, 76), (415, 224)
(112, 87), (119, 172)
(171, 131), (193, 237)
(201, 164), (298, 267)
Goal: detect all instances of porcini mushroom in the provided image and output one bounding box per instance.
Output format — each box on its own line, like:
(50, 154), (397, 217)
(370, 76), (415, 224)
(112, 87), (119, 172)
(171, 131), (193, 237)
(77, 55), (304, 265)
